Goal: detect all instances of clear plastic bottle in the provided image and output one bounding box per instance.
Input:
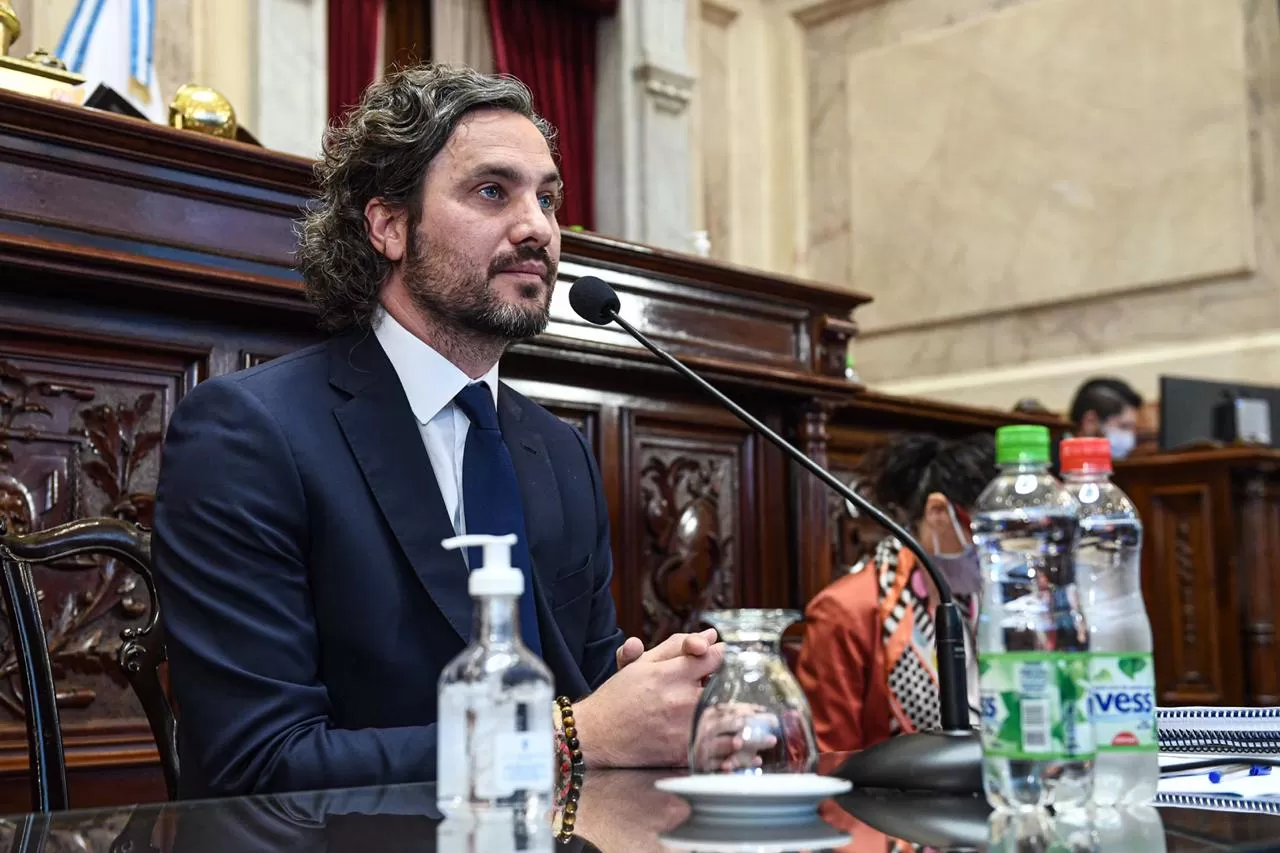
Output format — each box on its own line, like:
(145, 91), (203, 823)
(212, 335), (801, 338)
(973, 425), (1094, 811)
(988, 807), (1098, 852)
(436, 534), (554, 820)
(1060, 437), (1158, 806)
(437, 805), (553, 853)
(1092, 806), (1166, 853)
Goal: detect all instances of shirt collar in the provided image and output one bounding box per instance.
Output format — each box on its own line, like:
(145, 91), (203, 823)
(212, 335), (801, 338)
(373, 309), (500, 426)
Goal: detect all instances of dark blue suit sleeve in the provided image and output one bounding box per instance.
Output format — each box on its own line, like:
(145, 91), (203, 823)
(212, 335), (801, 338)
(153, 378), (436, 797)
(569, 426), (624, 691)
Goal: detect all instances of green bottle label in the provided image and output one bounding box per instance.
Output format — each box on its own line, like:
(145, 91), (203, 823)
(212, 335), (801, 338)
(979, 652), (1095, 761)
(1088, 652), (1158, 752)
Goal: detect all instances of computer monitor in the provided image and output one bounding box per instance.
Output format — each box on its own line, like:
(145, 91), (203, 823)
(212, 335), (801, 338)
(1159, 375), (1280, 451)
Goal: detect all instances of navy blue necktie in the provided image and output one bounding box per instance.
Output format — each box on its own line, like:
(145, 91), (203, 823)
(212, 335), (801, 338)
(453, 383), (542, 656)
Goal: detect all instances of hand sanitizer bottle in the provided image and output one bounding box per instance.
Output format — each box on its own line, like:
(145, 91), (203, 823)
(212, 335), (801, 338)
(436, 533), (555, 819)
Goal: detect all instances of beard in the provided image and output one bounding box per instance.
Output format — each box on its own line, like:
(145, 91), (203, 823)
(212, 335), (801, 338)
(402, 237), (557, 342)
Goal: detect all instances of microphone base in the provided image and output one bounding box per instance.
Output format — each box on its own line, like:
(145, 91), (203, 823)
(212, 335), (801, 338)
(831, 729), (983, 795)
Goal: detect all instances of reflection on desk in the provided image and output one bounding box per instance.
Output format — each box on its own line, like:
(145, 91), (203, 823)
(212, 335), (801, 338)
(0, 760), (1277, 852)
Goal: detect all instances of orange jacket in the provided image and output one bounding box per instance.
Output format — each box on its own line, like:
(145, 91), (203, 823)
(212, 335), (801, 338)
(795, 557), (899, 753)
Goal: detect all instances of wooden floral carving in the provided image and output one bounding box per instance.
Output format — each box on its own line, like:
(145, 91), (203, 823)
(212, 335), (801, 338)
(0, 358), (163, 717)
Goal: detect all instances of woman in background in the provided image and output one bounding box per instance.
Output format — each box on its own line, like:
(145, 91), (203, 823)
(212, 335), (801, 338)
(795, 432), (997, 752)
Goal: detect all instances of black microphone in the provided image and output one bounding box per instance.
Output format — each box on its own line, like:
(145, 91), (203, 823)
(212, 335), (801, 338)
(569, 275), (982, 794)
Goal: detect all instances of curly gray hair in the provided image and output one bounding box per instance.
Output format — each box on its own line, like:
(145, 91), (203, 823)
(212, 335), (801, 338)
(296, 64), (556, 332)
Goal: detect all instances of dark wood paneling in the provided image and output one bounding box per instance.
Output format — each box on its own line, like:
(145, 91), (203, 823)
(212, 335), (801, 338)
(1235, 469), (1280, 705)
(548, 260), (813, 372)
(1115, 447), (1280, 708)
(0, 327), (209, 806)
(627, 412), (750, 642)
(1147, 484), (1230, 704)
(0, 158), (296, 266)
(0, 762), (166, 812)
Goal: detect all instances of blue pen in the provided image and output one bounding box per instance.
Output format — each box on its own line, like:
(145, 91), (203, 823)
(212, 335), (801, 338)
(1210, 765), (1252, 783)
(1251, 765), (1272, 777)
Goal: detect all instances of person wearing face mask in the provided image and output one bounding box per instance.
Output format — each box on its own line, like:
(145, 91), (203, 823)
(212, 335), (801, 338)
(794, 432), (996, 753)
(1067, 377), (1144, 461)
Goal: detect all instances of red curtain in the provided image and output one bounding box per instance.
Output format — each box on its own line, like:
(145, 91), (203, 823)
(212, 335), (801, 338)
(328, 0), (384, 124)
(488, 0), (611, 232)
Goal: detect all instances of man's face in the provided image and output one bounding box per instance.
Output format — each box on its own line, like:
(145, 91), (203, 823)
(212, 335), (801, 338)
(401, 109), (562, 341)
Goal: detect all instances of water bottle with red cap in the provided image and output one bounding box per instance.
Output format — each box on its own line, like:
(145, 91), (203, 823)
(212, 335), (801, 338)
(1060, 437), (1158, 805)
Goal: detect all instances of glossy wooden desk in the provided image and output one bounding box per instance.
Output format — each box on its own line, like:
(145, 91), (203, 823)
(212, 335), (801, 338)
(0, 754), (1275, 852)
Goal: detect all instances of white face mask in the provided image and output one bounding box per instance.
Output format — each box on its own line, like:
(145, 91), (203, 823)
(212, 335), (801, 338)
(930, 502), (982, 596)
(1105, 426), (1136, 460)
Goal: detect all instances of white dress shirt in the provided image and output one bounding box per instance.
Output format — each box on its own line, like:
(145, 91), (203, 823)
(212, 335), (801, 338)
(373, 309), (499, 540)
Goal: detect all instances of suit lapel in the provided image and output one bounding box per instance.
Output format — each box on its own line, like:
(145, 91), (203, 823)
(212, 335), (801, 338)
(329, 332), (472, 645)
(501, 390), (583, 695)
(498, 386), (565, 596)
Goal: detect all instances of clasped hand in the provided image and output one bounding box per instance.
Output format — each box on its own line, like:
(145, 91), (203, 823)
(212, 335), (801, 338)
(571, 628), (723, 768)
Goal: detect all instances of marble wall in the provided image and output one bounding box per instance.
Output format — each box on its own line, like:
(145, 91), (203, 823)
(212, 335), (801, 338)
(847, 0), (1250, 331)
(694, 2), (733, 261)
(690, 0), (1280, 415)
(256, 0), (329, 159)
(869, 0), (1280, 410)
(595, 0), (697, 252)
(687, 0), (812, 272)
(155, 0), (194, 110)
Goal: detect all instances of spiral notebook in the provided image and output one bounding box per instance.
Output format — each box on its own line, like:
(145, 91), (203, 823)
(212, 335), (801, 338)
(1156, 705), (1280, 756)
(1155, 792), (1280, 816)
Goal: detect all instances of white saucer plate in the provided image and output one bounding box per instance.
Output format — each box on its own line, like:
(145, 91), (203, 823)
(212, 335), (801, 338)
(654, 773), (852, 824)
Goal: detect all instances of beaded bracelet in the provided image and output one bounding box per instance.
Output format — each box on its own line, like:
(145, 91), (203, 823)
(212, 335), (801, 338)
(554, 696), (585, 779)
(553, 696), (585, 843)
(553, 770), (582, 843)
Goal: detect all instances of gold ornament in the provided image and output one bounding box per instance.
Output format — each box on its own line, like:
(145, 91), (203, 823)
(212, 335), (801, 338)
(0, 2), (86, 103)
(0, 2), (19, 57)
(168, 84), (238, 140)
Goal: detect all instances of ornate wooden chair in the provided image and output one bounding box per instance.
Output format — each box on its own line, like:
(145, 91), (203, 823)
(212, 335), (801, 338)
(0, 517), (177, 811)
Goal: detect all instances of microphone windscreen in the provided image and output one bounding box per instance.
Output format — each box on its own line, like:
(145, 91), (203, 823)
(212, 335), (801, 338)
(568, 276), (621, 326)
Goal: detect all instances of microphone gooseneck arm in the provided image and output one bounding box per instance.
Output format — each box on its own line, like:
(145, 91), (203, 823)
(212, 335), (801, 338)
(597, 305), (971, 735)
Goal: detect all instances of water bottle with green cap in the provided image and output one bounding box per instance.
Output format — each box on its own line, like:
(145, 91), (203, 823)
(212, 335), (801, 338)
(972, 425), (1094, 811)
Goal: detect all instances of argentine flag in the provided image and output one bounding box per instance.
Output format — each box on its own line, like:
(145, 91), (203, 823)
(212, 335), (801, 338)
(55, 0), (166, 124)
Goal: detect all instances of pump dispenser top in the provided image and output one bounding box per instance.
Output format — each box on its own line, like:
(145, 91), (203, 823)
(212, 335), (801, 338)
(441, 533), (523, 597)
(436, 531), (553, 815)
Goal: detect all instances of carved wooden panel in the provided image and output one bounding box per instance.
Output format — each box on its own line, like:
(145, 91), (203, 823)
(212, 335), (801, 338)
(1234, 470), (1280, 705)
(623, 413), (753, 646)
(0, 332), (202, 771)
(1146, 484), (1229, 704)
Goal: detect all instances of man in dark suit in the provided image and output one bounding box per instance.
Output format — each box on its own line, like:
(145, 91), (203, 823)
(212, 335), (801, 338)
(152, 64), (721, 798)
